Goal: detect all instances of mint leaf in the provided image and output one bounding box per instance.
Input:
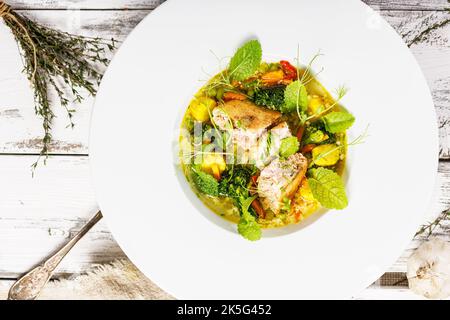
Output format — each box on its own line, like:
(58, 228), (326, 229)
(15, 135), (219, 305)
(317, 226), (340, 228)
(283, 81), (308, 113)
(237, 196), (261, 241)
(307, 167), (348, 209)
(323, 111), (355, 133)
(279, 136), (300, 158)
(192, 168), (219, 196)
(228, 40), (262, 82)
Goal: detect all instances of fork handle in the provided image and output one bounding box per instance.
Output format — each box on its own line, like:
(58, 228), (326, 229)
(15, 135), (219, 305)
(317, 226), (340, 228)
(8, 211), (103, 300)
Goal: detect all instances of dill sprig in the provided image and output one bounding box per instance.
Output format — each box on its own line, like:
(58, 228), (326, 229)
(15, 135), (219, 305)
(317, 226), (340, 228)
(1, 2), (116, 170)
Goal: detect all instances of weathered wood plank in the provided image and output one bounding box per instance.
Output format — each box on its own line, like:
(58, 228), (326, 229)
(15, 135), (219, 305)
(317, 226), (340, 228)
(7, 0), (165, 10)
(5, 0), (449, 11)
(0, 155), (447, 277)
(1, 10), (449, 157)
(0, 278), (429, 300)
(0, 10), (149, 155)
(0, 156), (126, 277)
(364, 0), (449, 11)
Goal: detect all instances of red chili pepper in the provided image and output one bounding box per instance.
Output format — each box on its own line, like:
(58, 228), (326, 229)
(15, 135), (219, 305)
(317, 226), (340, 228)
(280, 60), (297, 80)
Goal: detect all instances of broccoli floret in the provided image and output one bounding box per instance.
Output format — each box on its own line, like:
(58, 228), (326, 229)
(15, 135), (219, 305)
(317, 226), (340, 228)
(192, 168), (218, 196)
(252, 86), (285, 111)
(219, 165), (256, 206)
(306, 121), (337, 145)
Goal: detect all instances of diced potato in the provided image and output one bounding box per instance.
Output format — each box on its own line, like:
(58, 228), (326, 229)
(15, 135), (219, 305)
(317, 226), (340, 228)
(201, 153), (226, 179)
(308, 96), (324, 115)
(291, 179), (319, 221)
(311, 144), (340, 166)
(189, 97), (217, 122)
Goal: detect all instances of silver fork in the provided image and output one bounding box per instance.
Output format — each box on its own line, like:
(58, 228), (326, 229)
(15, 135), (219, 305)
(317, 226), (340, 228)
(8, 211), (103, 300)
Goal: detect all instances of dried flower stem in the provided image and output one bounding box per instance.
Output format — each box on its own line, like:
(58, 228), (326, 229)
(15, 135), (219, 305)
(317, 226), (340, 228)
(414, 208), (450, 239)
(0, 1), (116, 171)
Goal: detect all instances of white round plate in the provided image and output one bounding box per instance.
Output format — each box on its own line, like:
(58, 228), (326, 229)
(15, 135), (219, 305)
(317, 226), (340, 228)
(90, 0), (438, 299)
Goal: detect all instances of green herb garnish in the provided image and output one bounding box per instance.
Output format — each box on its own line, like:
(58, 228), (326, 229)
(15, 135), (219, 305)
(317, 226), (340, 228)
(284, 80), (308, 114)
(323, 111), (355, 133)
(192, 167), (219, 196)
(237, 196), (262, 241)
(279, 136), (300, 158)
(307, 167), (348, 209)
(228, 40), (262, 82)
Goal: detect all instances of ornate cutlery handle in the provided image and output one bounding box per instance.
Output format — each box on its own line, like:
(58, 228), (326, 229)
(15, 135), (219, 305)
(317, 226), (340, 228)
(8, 211), (103, 300)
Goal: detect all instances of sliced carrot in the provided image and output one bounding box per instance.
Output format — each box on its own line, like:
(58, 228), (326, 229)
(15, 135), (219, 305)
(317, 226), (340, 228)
(249, 174), (266, 218)
(211, 164), (221, 180)
(250, 174), (259, 187)
(296, 126), (305, 142)
(251, 199), (266, 219)
(301, 144), (316, 154)
(261, 70), (284, 86)
(223, 91), (247, 101)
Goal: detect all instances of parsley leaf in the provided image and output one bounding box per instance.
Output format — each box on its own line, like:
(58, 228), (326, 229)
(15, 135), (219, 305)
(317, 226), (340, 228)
(307, 167), (348, 209)
(237, 195), (262, 241)
(228, 40), (262, 82)
(323, 111), (355, 133)
(283, 80), (308, 113)
(279, 136), (300, 158)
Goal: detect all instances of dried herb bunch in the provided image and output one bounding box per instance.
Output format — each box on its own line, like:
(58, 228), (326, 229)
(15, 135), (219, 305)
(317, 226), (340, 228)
(0, 1), (116, 169)
(415, 208), (450, 239)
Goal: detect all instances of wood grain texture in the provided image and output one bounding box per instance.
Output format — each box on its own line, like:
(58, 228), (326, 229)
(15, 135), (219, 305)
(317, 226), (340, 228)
(0, 156), (126, 278)
(0, 1), (449, 298)
(5, 0), (450, 11)
(0, 155), (447, 277)
(7, 0), (165, 10)
(0, 279), (435, 300)
(0, 10), (449, 157)
(363, 0), (449, 11)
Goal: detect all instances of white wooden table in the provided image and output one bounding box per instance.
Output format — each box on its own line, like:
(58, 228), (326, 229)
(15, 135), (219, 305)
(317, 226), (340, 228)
(0, 0), (449, 299)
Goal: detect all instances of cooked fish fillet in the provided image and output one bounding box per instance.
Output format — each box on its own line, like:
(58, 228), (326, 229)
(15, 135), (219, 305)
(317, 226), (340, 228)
(257, 153), (308, 215)
(255, 122), (292, 169)
(215, 100), (281, 130)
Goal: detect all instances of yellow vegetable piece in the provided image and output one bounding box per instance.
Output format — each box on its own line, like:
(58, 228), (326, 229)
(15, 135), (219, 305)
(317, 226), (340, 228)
(292, 179), (319, 221)
(308, 96), (324, 115)
(201, 153), (226, 178)
(189, 97), (217, 122)
(312, 144), (340, 166)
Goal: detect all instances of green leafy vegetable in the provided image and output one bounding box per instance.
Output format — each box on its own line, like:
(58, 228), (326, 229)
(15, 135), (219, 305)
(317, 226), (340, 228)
(303, 127), (327, 144)
(307, 167), (348, 209)
(306, 121), (337, 144)
(323, 111), (355, 133)
(219, 165), (255, 206)
(279, 136), (300, 158)
(192, 167), (219, 196)
(237, 196), (262, 241)
(281, 197), (291, 213)
(284, 80), (308, 113)
(228, 40), (262, 81)
(252, 86), (285, 111)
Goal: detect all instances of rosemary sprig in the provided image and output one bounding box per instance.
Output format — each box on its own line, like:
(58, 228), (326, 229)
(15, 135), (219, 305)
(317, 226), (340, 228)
(0, 2), (116, 170)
